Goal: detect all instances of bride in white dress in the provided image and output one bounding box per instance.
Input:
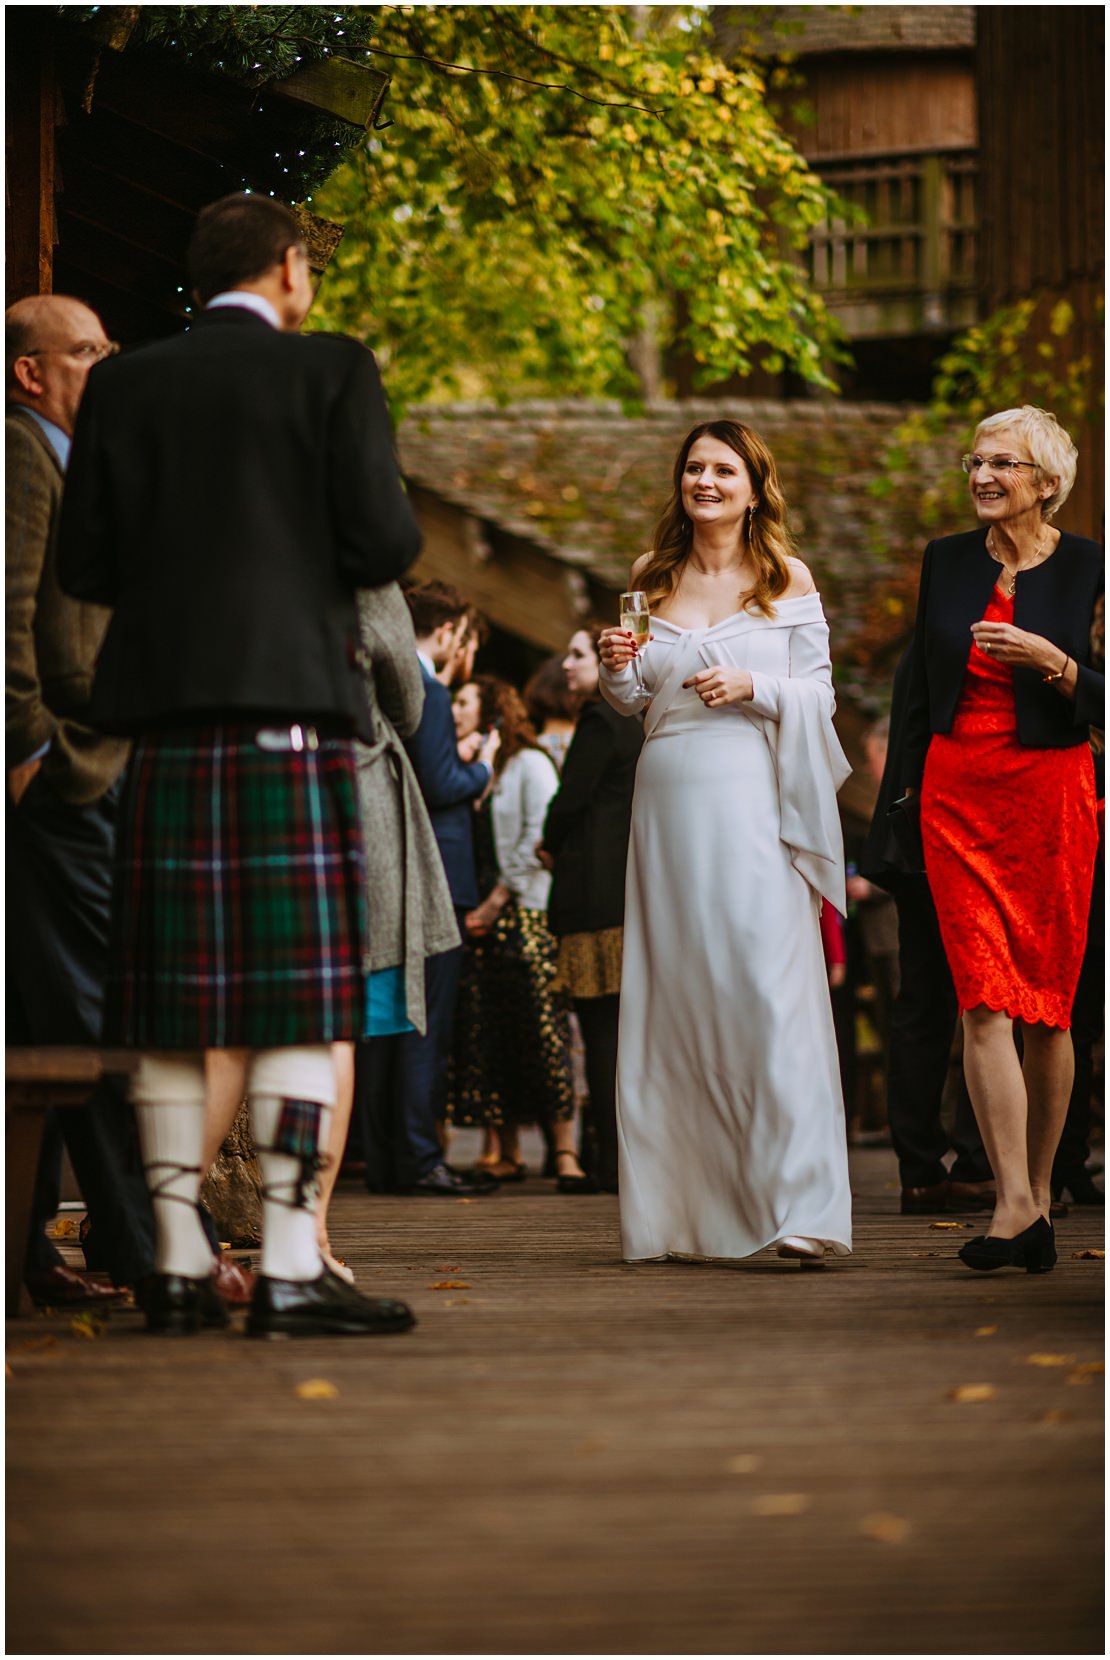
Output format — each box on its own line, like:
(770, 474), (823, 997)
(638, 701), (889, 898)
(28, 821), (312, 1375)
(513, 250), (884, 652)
(598, 421), (853, 1266)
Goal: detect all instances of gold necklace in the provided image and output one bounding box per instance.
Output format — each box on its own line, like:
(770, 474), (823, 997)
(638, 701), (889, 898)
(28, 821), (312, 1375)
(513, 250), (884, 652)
(986, 527), (1052, 597)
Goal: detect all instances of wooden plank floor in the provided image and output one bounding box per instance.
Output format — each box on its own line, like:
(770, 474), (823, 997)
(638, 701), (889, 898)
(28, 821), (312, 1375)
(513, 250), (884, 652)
(6, 1141), (1104, 1656)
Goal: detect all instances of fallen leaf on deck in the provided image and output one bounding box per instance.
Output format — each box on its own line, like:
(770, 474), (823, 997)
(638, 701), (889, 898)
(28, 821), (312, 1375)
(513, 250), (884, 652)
(1070, 1249), (1105, 1259)
(1024, 1353), (1075, 1367)
(429, 1280), (470, 1290)
(724, 1454), (763, 1475)
(1038, 1409), (1069, 1424)
(975, 1326), (998, 1337)
(928, 1221), (970, 1230)
(752, 1493), (811, 1517)
(1065, 1362), (1104, 1386)
(294, 1380), (338, 1400)
(444, 1298), (472, 1306)
(948, 1384), (998, 1403)
(49, 1218), (79, 1238)
(456, 1199), (474, 1206)
(860, 1512), (912, 1544)
(70, 1313), (107, 1340)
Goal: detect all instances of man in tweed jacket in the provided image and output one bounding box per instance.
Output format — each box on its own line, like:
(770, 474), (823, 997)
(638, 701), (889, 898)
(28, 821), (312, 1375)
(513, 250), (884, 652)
(6, 295), (155, 1304)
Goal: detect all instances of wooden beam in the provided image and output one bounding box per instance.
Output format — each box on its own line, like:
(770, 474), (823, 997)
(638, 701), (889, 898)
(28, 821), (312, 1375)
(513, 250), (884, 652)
(271, 59), (390, 131)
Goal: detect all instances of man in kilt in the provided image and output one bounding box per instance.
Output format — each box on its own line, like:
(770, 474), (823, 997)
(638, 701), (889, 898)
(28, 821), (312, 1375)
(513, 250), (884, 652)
(57, 194), (423, 1336)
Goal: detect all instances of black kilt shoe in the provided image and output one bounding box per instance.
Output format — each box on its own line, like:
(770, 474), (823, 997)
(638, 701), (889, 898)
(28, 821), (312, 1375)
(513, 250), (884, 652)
(247, 1272), (416, 1337)
(143, 1273), (231, 1334)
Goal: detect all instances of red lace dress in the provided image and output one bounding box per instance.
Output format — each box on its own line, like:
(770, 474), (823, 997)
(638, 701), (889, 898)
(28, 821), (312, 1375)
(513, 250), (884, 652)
(921, 587), (1097, 1029)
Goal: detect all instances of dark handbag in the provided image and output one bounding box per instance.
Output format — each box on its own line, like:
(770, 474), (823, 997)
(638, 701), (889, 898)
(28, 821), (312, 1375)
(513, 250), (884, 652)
(886, 792), (925, 874)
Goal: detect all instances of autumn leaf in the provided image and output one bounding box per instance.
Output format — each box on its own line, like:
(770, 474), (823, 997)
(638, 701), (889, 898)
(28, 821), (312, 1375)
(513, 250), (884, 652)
(70, 1313), (107, 1340)
(860, 1512), (912, 1544)
(294, 1380), (338, 1400)
(1038, 1409), (1069, 1424)
(975, 1327), (998, 1337)
(1070, 1249), (1105, 1259)
(430, 1280), (471, 1290)
(724, 1454), (762, 1475)
(443, 1298), (473, 1306)
(948, 1384), (998, 1403)
(1065, 1362), (1104, 1386)
(1024, 1353), (1076, 1368)
(49, 1217), (80, 1239)
(752, 1493), (811, 1517)
(928, 1221), (970, 1230)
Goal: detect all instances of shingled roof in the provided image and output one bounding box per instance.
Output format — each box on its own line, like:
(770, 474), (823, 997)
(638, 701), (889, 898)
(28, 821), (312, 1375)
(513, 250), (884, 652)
(718, 5), (976, 59)
(398, 399), (958, 711)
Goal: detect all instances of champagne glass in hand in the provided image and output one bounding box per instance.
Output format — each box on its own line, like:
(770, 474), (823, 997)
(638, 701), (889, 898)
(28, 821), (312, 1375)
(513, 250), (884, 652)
(620, 590), (650, 694)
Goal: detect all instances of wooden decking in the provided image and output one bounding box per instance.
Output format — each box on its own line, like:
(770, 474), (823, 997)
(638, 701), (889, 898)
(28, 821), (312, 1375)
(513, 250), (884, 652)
(6, 1143), (1104, 1655)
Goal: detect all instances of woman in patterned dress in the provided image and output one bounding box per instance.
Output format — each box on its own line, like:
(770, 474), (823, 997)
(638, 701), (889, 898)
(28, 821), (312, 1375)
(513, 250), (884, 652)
(448, 677), (580, 1183)
(904, 406), (1102, 1274)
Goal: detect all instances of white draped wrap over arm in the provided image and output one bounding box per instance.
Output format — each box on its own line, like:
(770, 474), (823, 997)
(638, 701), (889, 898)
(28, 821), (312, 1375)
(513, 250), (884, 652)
(743, 600), (850, 914)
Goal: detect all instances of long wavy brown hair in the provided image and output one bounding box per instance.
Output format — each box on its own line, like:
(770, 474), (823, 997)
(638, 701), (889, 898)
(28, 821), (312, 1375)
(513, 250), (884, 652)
(471, 675), (545, 778)
(637, 421), (796, 618)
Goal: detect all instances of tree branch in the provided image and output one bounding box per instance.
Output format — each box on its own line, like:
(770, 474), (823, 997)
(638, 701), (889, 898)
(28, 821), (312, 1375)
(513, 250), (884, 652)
(357, 40), (668, 117)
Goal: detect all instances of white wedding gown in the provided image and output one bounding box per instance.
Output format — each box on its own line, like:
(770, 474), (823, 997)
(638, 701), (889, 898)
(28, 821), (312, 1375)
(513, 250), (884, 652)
(600, 593), (853, 1261)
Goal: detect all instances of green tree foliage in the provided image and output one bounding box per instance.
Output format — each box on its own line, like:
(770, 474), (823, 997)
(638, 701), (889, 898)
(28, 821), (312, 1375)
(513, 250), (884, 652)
(308, 6), (850, 407)
(872, 295), (1101, 531)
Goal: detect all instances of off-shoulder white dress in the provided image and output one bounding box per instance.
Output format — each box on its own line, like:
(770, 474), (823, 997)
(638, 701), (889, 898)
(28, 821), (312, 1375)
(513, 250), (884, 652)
(599, 593), (853, 1262)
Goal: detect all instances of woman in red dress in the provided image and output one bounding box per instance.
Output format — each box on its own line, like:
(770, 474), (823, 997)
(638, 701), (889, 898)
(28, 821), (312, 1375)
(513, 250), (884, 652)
(904, 406), (1102, 1274)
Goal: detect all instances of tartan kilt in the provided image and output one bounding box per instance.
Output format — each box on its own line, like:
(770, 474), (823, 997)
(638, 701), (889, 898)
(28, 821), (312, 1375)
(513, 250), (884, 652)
(105, 725), (368, 1049)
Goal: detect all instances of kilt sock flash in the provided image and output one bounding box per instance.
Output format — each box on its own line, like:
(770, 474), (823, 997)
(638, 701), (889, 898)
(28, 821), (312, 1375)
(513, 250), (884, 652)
(132, 1054), (213, 1279)
(249, 1046), (336, 1282)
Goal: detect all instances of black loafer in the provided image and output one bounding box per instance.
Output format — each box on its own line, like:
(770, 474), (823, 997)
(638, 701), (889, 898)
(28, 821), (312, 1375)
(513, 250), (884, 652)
(400, 1163), (498, 1197)
(247, 1272), (416, 1337)
(143, 1272), (230, 1334)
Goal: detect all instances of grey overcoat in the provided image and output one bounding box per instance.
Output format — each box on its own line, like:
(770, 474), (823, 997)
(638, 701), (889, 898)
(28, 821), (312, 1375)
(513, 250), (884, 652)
(354, 584), (460, 1034)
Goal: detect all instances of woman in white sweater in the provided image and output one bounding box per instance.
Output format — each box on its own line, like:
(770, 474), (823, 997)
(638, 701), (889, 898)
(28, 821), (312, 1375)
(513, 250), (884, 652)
(449, 676), (584, 1185)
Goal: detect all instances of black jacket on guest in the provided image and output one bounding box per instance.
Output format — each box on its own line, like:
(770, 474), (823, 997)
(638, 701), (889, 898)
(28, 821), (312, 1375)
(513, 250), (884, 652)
(901, 526), (1104, 793)
(543, 698), (643, 937)
(56, 306), (422, 738)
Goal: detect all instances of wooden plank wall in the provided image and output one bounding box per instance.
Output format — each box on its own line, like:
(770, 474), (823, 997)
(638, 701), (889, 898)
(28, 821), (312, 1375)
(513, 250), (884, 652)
(797, 55), (976, 159)
(977, 6), (1105, 538)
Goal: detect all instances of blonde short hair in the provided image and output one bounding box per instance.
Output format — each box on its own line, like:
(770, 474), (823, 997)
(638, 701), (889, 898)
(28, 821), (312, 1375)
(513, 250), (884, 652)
(974, 405), (1078, 521)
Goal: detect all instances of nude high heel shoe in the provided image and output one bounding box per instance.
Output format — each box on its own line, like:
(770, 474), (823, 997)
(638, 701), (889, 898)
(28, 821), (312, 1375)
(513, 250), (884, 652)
(776, 1236), (825, 1267)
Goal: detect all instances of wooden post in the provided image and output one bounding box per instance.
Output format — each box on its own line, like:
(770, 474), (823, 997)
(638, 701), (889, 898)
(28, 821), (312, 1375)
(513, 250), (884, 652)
(5, 11), (57, 301)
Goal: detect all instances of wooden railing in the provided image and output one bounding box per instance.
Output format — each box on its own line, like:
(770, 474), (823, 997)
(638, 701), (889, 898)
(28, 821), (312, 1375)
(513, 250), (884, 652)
(807, 148), (978, 335)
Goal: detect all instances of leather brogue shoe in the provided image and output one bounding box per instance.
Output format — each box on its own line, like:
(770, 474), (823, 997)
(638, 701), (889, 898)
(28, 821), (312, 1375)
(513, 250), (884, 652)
(900, 1181), (951, 1216)
(946, 1179), (997, 1212)
(212, 1256), (256, 1306)
(24, 1264), (129, 1307)
(402, 1162), (498, 1198)
(247, 1272), (415, 1337)
(144, 1272), (230, 1334)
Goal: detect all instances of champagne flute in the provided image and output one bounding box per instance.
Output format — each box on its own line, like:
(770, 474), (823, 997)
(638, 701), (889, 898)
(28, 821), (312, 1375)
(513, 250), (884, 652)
(620, 590), (650, 694)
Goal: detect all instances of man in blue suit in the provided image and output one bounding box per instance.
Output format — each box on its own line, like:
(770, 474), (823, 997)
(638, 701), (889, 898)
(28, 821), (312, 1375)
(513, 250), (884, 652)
(356, 582), (500, 1194)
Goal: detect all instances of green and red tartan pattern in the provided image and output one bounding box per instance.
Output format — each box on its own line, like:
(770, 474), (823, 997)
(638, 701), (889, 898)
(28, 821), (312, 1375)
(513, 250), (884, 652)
(105, 727), (368, 1049)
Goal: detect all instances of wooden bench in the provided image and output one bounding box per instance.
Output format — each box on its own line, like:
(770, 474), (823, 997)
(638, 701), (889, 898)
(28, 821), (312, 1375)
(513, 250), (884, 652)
(6, 1047), (138, 1317)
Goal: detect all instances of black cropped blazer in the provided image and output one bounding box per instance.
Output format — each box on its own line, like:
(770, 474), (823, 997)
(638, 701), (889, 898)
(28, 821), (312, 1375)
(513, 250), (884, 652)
(902, 527), (1104, 792)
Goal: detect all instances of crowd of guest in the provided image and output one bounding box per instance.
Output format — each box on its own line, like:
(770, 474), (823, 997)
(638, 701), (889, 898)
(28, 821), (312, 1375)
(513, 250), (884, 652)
(6, 192), (1103, 1331)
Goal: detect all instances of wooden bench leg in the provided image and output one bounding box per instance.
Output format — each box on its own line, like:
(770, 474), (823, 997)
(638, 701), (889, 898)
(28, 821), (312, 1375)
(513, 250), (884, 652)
(6, 1109), (46, 1318)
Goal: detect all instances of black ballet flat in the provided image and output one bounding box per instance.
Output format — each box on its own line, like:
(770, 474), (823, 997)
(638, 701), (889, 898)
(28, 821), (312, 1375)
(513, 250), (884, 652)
(957, 1216), (1056, 1275)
